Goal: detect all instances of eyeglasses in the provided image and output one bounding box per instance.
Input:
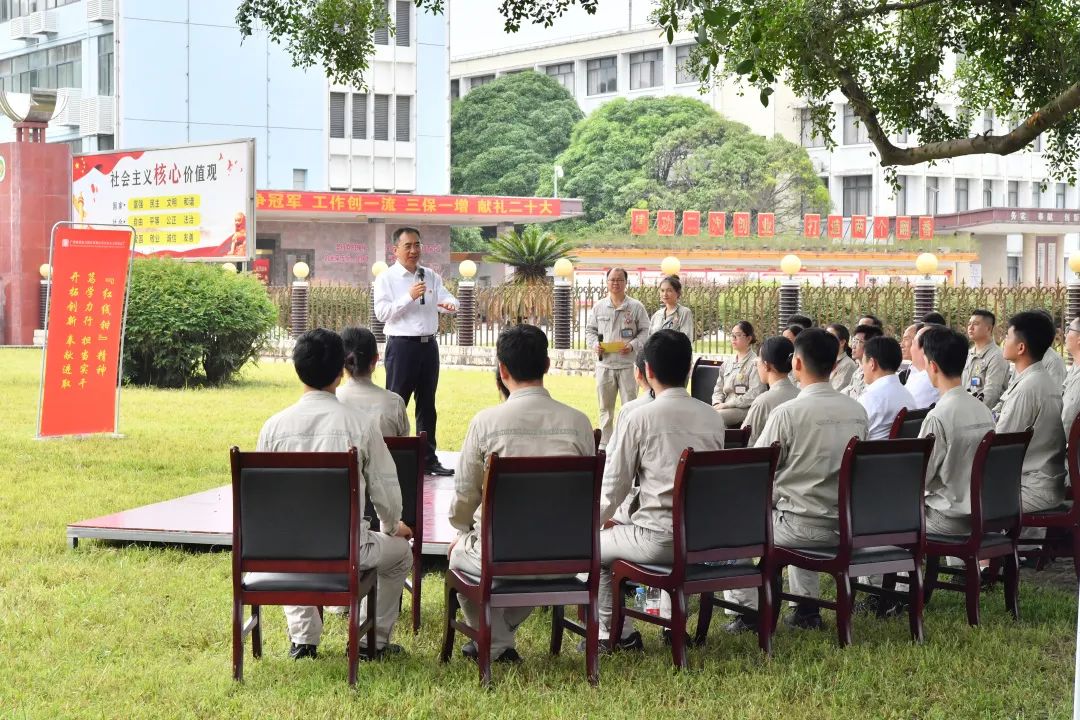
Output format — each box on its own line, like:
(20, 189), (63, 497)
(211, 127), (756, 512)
(731, 332), (748, 339)
(1068, 326), (1080, 335)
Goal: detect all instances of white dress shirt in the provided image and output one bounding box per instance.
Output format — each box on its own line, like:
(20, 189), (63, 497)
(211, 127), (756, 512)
(859, 373), (917, 440)
(905, 368), (940, 409)
(373, 261), (458, 337)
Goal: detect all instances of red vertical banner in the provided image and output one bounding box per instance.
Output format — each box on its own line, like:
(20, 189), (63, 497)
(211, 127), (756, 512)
(656, 210), (676, 236)
(851, 215), (868, 239)
(873, 216), (891, 240)
(707, 211), (726, 237)
(39, 225), (134, 438)
(252, 257), (270, 284)
(733, 212), (751, 237)
(827, 215), (844, 239)
(630, 209), (650, 235)
(918, 216), (934, 240)
(756, 212), (775, 237)
(681, 210), (701, 236)
(804, 214), (821, 239)
(896, 216), (912, 240)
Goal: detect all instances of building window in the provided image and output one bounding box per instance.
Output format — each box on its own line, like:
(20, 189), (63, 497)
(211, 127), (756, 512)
(799, 108), (824, 148)
(352, 93), (367, 139)
(843, 104), (869, 145)
(1031, 182), (1041, 208)
(374, 94), (390, 141)
(983, 110), (994, 134)
(545, 62), (574, 93)
(329, 92), (346, 139)
(983, 179), (993, 208)
(96, 134), (113, 151)
(1007, 255), (1020, 286)
(292, 169), (307, 190)
(469, 74), (494, 90)
(450, 78), (459, 100)
(0, 40), (82, 93)
(97, 33), (113, 95)
(894, 128), (909, 144)
(395, 0), (410, 46)
(955, 178), (969, 212)
(586, 56), (617, 95)
(1008, 180), (1018, 207)
(842, 175), (873, 216)
(675, 44), (695, 84)
(396, 95), (411, 141)
(895, 175), (908, 216)
(374, 0), (389, 45)
(1033, 134), (1042, 152)
(629, 50), (662, 90)
(1057, 182), (1067, 209)
(926, 177), (939, 215)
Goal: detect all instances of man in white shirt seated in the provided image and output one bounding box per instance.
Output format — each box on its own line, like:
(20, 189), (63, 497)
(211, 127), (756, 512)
(256, 328), (413, 661)
(905, 325), (941, 409)
(858, 336), (917, 440)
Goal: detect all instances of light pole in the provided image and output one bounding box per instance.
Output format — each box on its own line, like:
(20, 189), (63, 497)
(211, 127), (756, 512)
(457, 259), (478, 347)
(778, 254), (802, 332)
(552, 257), (574, 350)
(553, 165), (564, 199)
(290, 261), (310, 338)
(914, 252), (939, 323)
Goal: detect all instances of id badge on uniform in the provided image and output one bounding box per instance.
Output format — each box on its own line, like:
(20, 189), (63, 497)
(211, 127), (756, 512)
(734, 384), (748, 395)
(970, 376), (982, 388)
(620, 327), (634, 339)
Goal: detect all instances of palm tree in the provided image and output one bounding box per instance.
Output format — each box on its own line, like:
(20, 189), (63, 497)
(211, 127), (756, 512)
(483, 226), (575, 324)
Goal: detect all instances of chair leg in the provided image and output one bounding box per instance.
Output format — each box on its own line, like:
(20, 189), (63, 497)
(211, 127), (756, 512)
(835, 573), (853, 648)
(907, 563), (925, 644)
(610, 576), (626, 647)
(549, 605), (565, 656)
(232, 598), (243, 683)
(365, 583), (378, 661)
(411, 556), (422, 634)
(586, 590), (600, 686)
(439, 582), (459, 663)
(924, 555), (940, 604)
(693, 592), (714, 646)
(348, 594), (361, 688)
(757, 580), (773, 657)
(670, 590), (688, 670)
(251, 605), (262, 659)
(1071, 527), (1080, 582)
(478, 605), (493, 688)
(964, 558), (981, 626)
(770, 568), (783, 634)
(1004, 549), (1021, 621)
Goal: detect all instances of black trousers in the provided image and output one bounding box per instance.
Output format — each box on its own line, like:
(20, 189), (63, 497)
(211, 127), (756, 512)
(384, 336), (440, 462)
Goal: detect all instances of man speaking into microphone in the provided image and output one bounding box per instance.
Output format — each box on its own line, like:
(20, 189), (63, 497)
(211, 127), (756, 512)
(374, 227), (458, 475)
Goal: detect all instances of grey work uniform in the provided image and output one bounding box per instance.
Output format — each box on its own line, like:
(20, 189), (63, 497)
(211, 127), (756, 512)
(962, 343), (1009, 409)
(1063, 365), (1080, 439)
(649, 304), (694, 341)
(1043, 347), (1068, 389)
(742, 377), (799, 447)
(336, 375), (410, 437)
(585, 296), (651, 448)
(608, 392), (655, 526)
(843, 366), (866, 399)
(449, 387), (595, 656)
(711, 350), (764, 427)
(830, 353), (858, 393)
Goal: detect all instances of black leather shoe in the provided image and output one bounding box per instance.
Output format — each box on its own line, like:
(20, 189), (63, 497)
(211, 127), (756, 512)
(461, 641), (523, 663)
(289, 643), (318, 659)
(723, 616), (757, 634)
(358, 643), (404, 661)
(783, 610), (824, 630)
(578, 631), (644, 654)
(661, 628), (693, 646)
(428, 461), (454, 476)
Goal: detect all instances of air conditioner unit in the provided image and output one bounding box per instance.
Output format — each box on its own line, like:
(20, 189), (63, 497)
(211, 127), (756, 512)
(80, 96), (114, 136)
(52, 88), (82, 127)
(27, 10), (58, 36)
(86, 0), (114, 23)
(9, 16), (31, 40)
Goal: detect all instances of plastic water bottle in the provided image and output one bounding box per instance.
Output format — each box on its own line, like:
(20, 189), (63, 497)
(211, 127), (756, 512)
(633, 586), (646, 612)
(645, 587), (662, 616)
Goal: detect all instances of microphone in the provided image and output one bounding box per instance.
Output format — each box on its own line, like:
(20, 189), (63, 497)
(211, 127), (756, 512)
(417, 267), (425, 305)
(597, 333), (604, 361)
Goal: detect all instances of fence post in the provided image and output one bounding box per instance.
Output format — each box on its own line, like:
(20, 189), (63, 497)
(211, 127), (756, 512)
(38, 263), (51, 331)
(370, 261), (387, 342)
(778, 255), (802, 332)
(457, 260), (478, 347)
(553, 258), (574, 350)
(290, 262), (310, 339)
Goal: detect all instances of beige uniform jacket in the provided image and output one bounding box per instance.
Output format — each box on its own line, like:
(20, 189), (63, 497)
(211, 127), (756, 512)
(711, 350), (764, 410)
(451, 387), (595, 538)
(755, 382), (868, 527)
(961, 343), (1009, 409)
(649, 305), (694, 341)
(585, 296), (651, 369)
(336, 376), (410, 437)
(830, 354), (858, 392)
(994, 361), (1066, 499)
(921, 386), (996, 518)
(742, 377), (799, 446)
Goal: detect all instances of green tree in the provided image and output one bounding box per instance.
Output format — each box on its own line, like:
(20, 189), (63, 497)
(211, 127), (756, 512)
(451, 71), (583, 196)
(237, 1), (1080, 181)
(485, 225), (574, 282)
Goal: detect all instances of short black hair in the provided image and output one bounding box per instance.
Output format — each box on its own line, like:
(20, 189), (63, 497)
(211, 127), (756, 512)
(788, 313), (813, 329)
(292, 328), (345, 389)
(496, 324), (549, 382)
(660, 275), (682, 295)
(920, 326), (969, 378)
(858, 313), (883, 328)
(1008, 310), (1055, 359)
(734, 320), (756, 345)
(392, 227), (421, 244)
(970, 308), (996, 326)
(827, 323), (851, 356)
(634, 350), (647, 377)
(341, 326), (378, 378)
(644, 329), (692, 387)
(606, 267), (629, 281)
(785, 323), (804, 338)
(794, 328), (839, 379)
(759, 335), (794, 374)
(863, 336), (903, 373)
(853, 324), (884, 341)
(922, 311), (947, 326)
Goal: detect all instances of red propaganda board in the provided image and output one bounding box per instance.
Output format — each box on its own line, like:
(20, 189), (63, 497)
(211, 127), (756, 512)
(39, 225), (134, 437)
(682, 210), (701, 236)
(918, 216), (935, 240)
(252, 257), (270, 284)
(630, 209), (649, 235)
(257, 190), (561, 218)
(756, 212), (775, 237)
(656, 210), (676, 236)
(732, 212), (751, 238)
(827, 215), (843, 239)
(896, 216), (912, 240)
(707, 212), (726, 237)
(804, 214), (821, 239)
(851, 215), (868, 239)
(873, 216), (890, 240)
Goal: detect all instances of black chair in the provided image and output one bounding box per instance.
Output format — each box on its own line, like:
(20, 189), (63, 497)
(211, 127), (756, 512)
(230, 447), (377, 686)
(888, 406), (932, 439)
(772, 437), (934, 647)
(724, 426), (752, 449)
(611, 445), (780, 668)
(364, 433), (426, 633)
(924, 429), (1032, 626)
(691, 358), (724, 405)
(439, 453), (605, 686)
(1019, 413), (1080, 580)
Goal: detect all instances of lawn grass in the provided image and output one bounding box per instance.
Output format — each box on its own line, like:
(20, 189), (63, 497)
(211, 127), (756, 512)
(0, 347), (1075, 719)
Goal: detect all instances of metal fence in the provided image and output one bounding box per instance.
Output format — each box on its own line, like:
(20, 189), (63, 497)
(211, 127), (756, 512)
(267, 280), (1074, 354)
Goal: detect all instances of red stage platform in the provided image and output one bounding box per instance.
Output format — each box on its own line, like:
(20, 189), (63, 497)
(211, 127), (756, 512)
(66, 452), (460, 556)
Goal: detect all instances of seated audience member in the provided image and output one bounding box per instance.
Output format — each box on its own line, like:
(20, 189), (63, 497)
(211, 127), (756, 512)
(844, 324), (884, 399)
(726, 329), (868, 632)
(712, 321), (764, 427)
(858, 313), (883, 329)
(257, 328), (412, 661)
(918, 326), (997, 535)
(904, 326), (941, 409)
(449, 325), (595, 664)
(782, 323), (804, 344)
(826, 323), (858, 392)
(898, 323), (918, 382)
(608, 353), (655, 526)
(995, 311), (1067, 515)
(1034, 309), (1068, 388)
(858, 336), (916, 440)
(922, 311), (947, 326)
(962, 309), (1009, 410)
(788, 314), (814, 330)
(742, 336), (799, 447)
(596, 330), (728, 650)
(336, 326), (410, 437)
(1063, 316), (1080, 438)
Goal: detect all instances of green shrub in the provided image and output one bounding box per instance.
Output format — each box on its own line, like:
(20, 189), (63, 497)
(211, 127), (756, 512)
(123, 259), (277, 387)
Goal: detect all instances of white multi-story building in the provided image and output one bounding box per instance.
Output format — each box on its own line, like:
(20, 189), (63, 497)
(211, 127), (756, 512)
(450, 0), (1080, 285)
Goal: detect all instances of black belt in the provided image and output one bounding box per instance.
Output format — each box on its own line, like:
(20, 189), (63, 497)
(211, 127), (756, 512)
(389, 335), (435, 343)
